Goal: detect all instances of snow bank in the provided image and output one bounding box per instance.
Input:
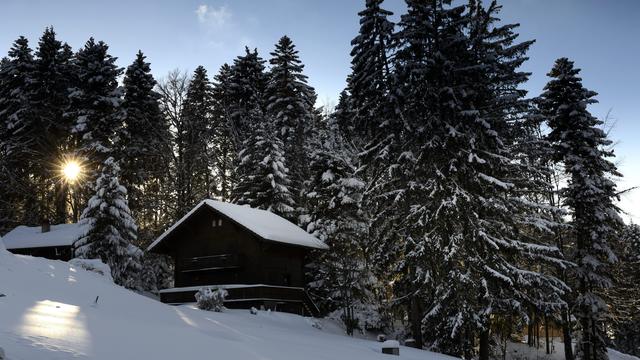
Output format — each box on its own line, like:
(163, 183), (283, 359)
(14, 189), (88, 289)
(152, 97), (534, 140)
(0, 250), (456, 360)
(69, 258), (113, 282)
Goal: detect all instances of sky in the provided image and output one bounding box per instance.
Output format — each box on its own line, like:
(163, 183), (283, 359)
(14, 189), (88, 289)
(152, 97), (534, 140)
(1, 0), (639, 221)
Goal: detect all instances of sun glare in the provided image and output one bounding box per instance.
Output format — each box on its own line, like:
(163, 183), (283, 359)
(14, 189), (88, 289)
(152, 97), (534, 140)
(62, 160), (82, 183)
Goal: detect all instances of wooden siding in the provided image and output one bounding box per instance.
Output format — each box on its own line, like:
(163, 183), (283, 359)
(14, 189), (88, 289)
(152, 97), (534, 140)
(8, 245), (73, 261)
(151, 205), (319, 315)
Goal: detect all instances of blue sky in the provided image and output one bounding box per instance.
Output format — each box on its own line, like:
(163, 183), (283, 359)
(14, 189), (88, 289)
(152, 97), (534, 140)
(1, 0), (639, 221)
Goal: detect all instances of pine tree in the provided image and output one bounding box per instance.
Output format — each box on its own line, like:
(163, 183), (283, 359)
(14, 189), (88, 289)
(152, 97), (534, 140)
(120, 51), (171, 242)
(69, 38), (123, 183)
(346, 1), (399, 325)
(266, 36), (316, 208)
(539, 57), (622, 360)
(74, 157), (142, 289)
(608, 223), (640, 357)
(174, 66), (214, 216)
(389, 2), (567, 357)
(348, 0), (394, 144)
(211, 63), (237, 201)
(32, 28), (76, 224)
(227, 47), (267, 148)
(0, 36), (40, 225)
(231, 106), (295, 217)
(305, 115), (379, 335)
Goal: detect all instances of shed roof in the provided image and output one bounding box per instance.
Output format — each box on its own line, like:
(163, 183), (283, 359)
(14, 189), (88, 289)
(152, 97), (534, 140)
(147, 200), (328, 251)
(2, 223), (87, 250)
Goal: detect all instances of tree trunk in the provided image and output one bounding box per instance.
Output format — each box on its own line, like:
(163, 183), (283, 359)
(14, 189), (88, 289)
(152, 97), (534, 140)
(479, 329), (490, 360)
(545, 315), (550, 354)
(409, 297), (423, 349)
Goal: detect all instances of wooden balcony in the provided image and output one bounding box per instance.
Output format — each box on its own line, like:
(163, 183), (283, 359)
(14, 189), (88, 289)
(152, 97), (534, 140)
(178, 254), (243, 273)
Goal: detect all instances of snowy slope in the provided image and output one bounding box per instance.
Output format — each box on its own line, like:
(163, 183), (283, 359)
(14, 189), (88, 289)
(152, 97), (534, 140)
(0, 248), (452, 360)
(504, 339), (640, 360)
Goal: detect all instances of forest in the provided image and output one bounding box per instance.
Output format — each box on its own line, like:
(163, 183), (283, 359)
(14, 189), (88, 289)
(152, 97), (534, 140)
(0, 1), (638, 360)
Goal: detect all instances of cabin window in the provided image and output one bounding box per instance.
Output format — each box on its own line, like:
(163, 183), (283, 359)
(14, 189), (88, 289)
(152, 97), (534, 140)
(218, 219), (223, 226)
(212, 218), (223, 227)
(54, 247), (61, 256)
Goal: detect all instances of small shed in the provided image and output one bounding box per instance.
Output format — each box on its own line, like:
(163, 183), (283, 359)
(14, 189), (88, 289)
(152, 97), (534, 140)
(148, 200), (328, 316)
(2, 222), (87, 261)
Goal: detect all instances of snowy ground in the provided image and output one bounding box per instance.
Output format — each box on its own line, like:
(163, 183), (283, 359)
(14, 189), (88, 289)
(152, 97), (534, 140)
(0, 245), (455, 360)
(1, 245), (637, 360)
(503, 338), (639, 360)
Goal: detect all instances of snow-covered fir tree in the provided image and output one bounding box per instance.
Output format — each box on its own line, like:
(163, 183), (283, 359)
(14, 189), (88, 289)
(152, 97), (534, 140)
(227, 47), (267, 148)
(0, 36), (40, 226)
(231, 106), (295, 218)
(266, 35), (316, 208)
(348, 0), (394, 145)
(305, 115), (381, 335)
(608, 223), (640, 357)
(120, 51), (171, 243)
(345, 0), (400, 324)
(32, 27), (76, 224)
(539, 58), (622, 360)
(211, 63), (237, 201)
(68, 38), (123, 183)
(388, 1), (567, 357)
(174, 66), (214, 217)
(74, 157), (142, 289)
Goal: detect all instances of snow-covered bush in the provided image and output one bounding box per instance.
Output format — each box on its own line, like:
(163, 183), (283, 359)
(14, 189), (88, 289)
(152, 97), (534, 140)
(195, 287), (227, 312)
(69, 258), (114, 282)
(327, 300), (386, 334)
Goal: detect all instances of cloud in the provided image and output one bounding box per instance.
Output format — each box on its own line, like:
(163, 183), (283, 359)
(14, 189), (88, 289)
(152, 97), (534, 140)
(195, 4), (231, 27)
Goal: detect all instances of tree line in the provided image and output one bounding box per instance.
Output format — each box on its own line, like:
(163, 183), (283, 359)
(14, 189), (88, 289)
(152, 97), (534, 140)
(0, 1), (638, 359)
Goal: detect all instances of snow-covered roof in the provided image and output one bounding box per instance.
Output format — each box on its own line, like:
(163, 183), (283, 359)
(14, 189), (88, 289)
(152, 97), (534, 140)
(2, 223), (87, 250)
(147, 200), (328, 251)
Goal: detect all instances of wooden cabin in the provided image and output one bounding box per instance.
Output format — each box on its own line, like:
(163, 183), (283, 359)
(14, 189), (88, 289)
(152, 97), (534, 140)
(1, 222), (87, 261)
(147, 200), (328, 316)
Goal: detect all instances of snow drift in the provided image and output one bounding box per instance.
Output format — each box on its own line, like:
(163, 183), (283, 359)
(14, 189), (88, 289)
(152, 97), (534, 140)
(0, 249), (454, 360)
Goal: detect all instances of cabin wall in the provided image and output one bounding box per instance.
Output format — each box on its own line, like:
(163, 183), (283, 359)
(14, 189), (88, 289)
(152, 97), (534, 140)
(166, 207), (308, 288)
(8, 245), (73, 261)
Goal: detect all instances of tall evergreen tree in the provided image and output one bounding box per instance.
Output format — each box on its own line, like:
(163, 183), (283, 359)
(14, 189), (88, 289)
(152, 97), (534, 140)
(227, 47), (267, 148)
(608, 223), (640, 357)
(32, 27), (76, 224)
(539, 58), (622, 360)
(174, 66), (214, 216)
(0, 36), (39, 226)
(389, 2), (568, 357)
(74, 157), (142, 289)
(305, 115), (377, 335)
(266, 35), (316, 209)
(348, 0), (394, 144)
(120, 51), (171, 242)
(211, 63), (237, 201)
(231, 107), (295, 217)
(69, 38), (123, 184)
(346, 1), (400, 325)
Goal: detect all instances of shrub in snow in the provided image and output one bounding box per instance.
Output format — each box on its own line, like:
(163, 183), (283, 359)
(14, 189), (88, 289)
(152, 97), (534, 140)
(195, 287), (227, 312)
(377, 334), (386, 342)
(69, 258), (114, 282)
(250, 307), (258, 315)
